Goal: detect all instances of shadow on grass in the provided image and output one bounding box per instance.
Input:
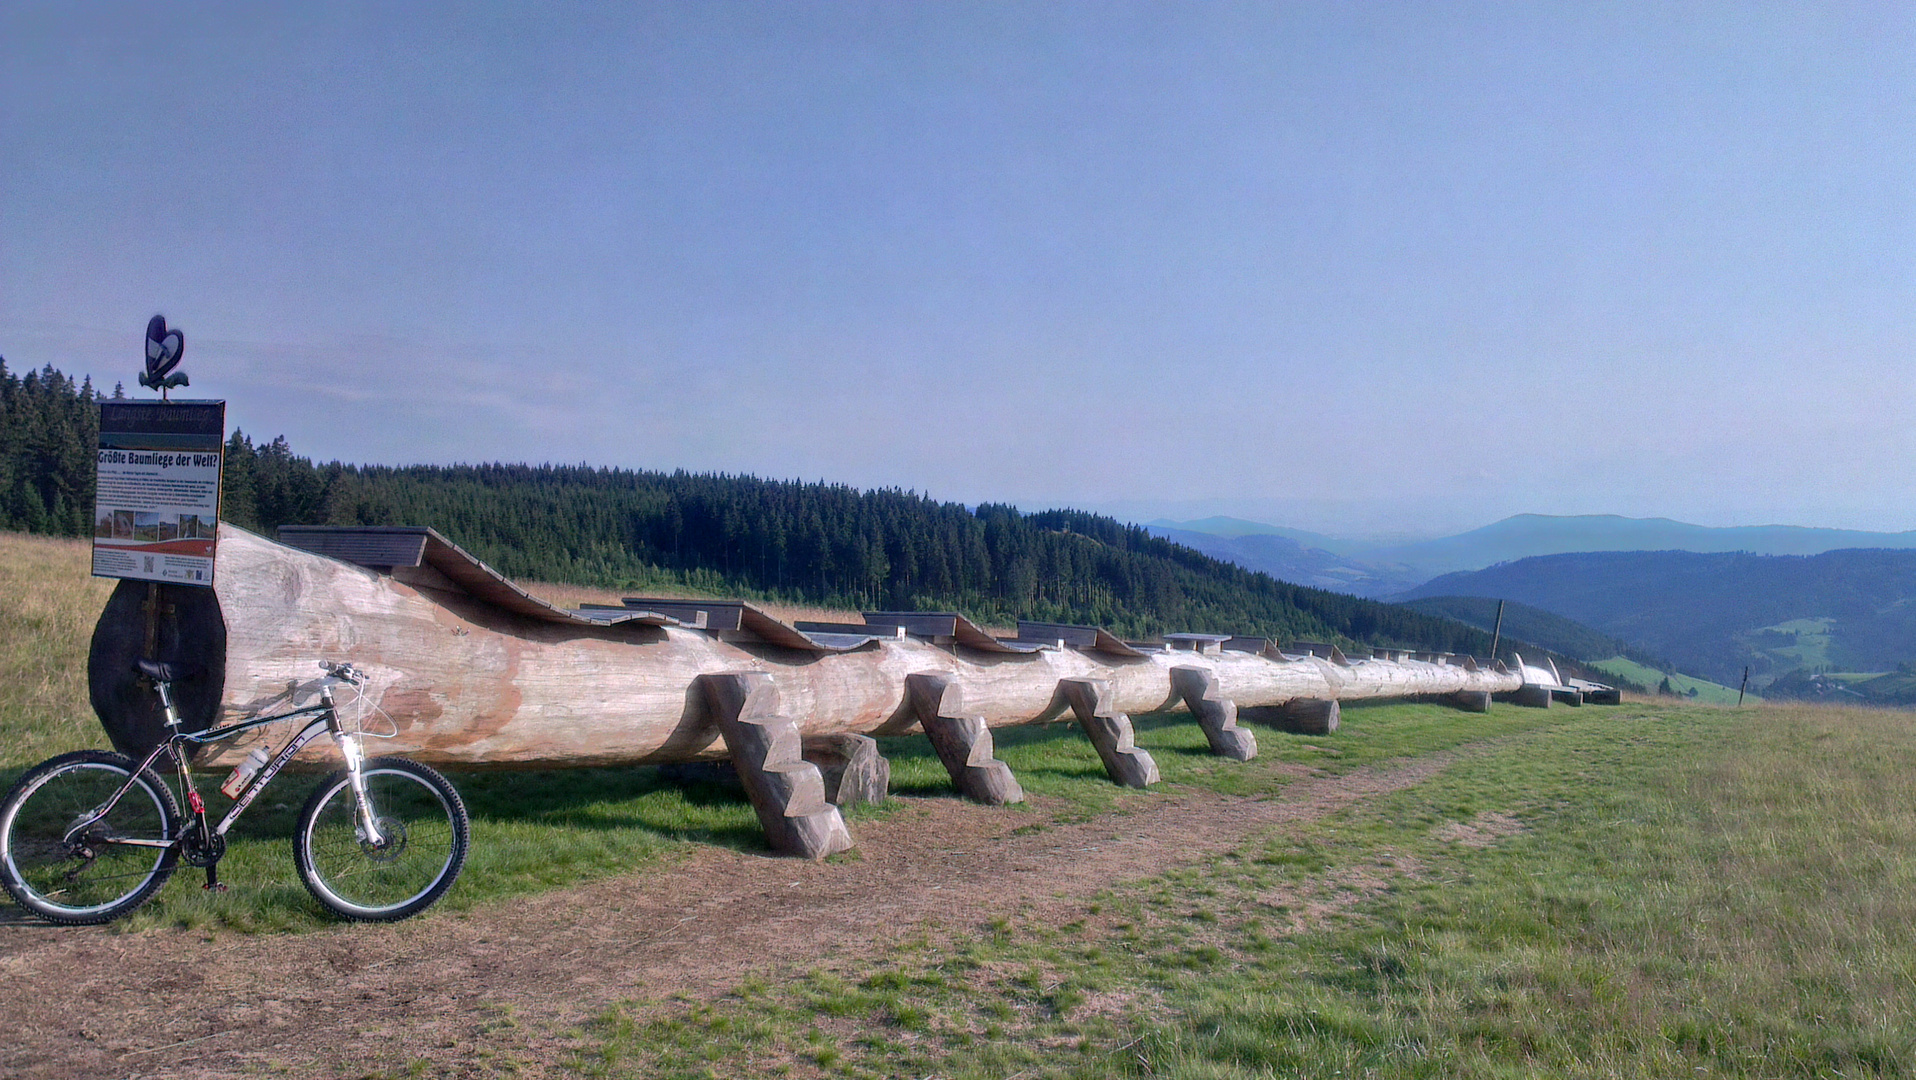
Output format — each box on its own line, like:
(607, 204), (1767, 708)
(446, 766), (770, 852)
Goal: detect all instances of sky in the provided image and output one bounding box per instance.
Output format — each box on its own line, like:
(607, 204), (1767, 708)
(2, 2), (1911, 540)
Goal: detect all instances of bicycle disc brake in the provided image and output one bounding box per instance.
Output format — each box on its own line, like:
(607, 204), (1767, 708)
(361, 817), (407, 864)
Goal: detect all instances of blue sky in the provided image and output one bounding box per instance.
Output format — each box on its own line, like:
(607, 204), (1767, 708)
(3, 2), (1910, 538)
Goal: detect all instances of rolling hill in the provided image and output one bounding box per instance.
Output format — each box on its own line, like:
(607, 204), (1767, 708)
(1150, 513), (1916, 595)
(1368, 514), (1916, 578)
(1144, 525), (1424, 597)
(1395, 596), (1671, 670)
(1396, 549), (1916, 687)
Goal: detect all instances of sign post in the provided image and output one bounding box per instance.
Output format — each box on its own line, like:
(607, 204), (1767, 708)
(91, 316), (225, 587)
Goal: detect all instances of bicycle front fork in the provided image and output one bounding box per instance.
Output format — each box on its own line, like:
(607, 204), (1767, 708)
(338, 734), (386, 848)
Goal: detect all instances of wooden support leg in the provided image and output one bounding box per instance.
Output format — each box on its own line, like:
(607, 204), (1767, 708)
(802, 733), (890, 808)
(1059, 678), (1159, 789)
(698, 672), (854, 860)
(1170, 666), (1257, 761)
(1241, 698), (1341, 735)
(1450, 690), (1492, 713)
(904, 674), (1024, 805)
(1505, 684), (1553, 709)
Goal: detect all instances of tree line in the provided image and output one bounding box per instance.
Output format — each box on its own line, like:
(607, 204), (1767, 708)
(0, 359), (107, 537)
(1, 357), (1496, 652)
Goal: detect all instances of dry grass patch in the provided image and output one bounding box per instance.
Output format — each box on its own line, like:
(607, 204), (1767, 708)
(1254, 853), (1430, 933)
(0, 531), (115, 766)
(1430, 809), (1527, 847)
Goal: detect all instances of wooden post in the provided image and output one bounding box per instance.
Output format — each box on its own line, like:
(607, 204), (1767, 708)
(90, 577), (225, 761)
(1507, 684), (1552, 709)
(1738, 667), (1749, 706)
(1170, 666), (1257, 760)
(141, 581), (162, 661)
(904, 674), (1023, 805)
(1059, 678), (1158, 788)
(801, 734), (889, 808)
(1449, 690), (1492, 713)
(1488, 599), (1505, 664)
(1242, 697), (1341, 735)
(697, 673), (854, 860)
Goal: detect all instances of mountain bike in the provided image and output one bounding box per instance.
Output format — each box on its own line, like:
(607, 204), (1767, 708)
(0, 660), (469, 925)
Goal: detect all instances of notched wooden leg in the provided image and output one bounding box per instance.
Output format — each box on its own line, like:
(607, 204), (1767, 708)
(904, 673), (1024, 805)
(699, 672), (855, 859)
(1170, 666), (1257, 760)
(802, 733), (890, 808)
(1059, 677), (1158, 789)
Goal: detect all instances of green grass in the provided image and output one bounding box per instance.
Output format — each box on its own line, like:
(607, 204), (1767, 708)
(1587, 655), (1752, 703)
(580, 699), (1916, 1079)
(1742, 616), (1837, 672)
(113, 696), (1573, 931)
(0, 533), (118, 765)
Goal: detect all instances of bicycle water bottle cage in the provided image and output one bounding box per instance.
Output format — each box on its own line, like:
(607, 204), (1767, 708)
(134, 659), (197, 683)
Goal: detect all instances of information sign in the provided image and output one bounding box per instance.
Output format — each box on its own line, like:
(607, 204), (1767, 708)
(92, 399), (226, 586)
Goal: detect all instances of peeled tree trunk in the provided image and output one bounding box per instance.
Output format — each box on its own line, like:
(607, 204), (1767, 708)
(89, 525), (1522, 769)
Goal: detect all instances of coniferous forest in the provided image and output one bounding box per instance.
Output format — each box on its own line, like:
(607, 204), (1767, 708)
(0, 358), (1494, 651)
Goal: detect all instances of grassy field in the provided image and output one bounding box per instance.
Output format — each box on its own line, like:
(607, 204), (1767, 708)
(584, 700), (1916, 1079)
(1587, 655), (1752, 704)
(0, 532), (118, 764)
(1743, 616), (1838, 672)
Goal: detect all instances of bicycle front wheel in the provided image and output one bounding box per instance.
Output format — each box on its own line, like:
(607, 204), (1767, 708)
(0, 750), (181, 925)
(293, 757), (468, 922)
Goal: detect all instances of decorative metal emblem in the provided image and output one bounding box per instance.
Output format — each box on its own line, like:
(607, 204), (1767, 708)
(139, 314), (189, 397)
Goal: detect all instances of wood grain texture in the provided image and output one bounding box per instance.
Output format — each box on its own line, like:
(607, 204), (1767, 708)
(1060, 678), (1159, 789)
(98, 525), (1525, 769)
(1170, 665), (1258, 761)
(699, 672), (854, 860)
(904, 673), (1024, 805)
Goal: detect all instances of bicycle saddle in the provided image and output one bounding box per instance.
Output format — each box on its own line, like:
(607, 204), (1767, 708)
(134, 659), (197, 683)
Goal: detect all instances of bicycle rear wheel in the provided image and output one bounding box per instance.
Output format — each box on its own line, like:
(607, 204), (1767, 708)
(293, 757), (468, 922)
(0, 750), (181, 925)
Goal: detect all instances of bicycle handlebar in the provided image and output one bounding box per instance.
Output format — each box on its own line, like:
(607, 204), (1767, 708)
(318, 661), (366, 687)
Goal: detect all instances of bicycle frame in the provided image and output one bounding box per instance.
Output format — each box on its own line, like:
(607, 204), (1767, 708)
(73, 675), (384, 868)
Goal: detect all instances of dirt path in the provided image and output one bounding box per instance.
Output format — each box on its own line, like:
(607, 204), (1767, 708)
(0, 753), (1460, 1079)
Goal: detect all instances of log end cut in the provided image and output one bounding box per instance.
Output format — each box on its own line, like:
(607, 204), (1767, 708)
(88, 579), (227, 759)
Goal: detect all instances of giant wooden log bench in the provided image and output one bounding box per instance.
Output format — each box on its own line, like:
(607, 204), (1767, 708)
(90, 525), (1531, 859)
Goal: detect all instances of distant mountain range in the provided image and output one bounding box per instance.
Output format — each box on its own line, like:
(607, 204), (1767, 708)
(1394, 595), (1671, 670)
(1148, 513), (1916, 599)
(1145, 512), (1916, 696)
(1144, 525), (1425, 597)
(1368, 514), (1916, 576)
(1395, 549), (1916, 688)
